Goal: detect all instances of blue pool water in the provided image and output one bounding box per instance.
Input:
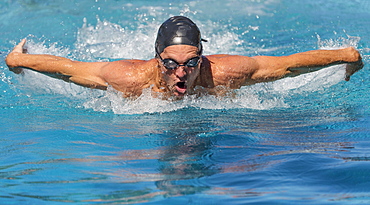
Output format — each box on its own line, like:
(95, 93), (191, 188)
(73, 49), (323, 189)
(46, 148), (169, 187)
(1, 0), (370, 204)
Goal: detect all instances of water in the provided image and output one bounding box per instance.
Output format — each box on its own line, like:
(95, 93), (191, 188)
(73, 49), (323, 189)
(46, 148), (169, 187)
(1, 0), (370, 204)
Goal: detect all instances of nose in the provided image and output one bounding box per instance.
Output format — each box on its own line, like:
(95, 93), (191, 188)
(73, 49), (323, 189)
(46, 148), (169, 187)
(175, 65), (187, 78)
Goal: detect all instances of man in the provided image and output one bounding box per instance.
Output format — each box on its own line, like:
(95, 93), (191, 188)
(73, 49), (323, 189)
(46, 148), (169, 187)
(5, 16), (363, 99)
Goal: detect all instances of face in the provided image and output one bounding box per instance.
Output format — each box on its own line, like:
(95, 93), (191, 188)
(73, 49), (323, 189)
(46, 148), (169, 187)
(157, 45), (201, 97)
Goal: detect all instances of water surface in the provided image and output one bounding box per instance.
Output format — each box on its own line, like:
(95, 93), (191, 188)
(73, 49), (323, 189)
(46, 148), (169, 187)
(1, 0), (370, 204)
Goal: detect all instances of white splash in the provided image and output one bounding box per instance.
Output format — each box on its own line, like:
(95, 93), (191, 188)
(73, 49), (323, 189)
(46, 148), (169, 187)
(317, 35), (361, 49)
(75, 16), (159, 60)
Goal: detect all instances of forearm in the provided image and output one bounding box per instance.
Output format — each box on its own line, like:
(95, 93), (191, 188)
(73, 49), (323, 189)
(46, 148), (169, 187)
(6, 52), (76, 75)
(287, 47), (361, 69)
(5, 39), (109, 89)
(252, 47), (362, 81)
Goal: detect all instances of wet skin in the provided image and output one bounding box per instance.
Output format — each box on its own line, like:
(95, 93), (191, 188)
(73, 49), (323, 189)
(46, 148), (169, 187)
(6, 39), (363, 98)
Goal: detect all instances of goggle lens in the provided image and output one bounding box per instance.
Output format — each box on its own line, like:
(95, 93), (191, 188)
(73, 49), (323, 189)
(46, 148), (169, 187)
(162, 57), (200, 70)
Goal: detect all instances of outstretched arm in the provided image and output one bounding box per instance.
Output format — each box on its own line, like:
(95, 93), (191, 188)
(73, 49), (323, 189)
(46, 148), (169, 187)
(5, 39), (109, 89)
(251, 47), (363, 82)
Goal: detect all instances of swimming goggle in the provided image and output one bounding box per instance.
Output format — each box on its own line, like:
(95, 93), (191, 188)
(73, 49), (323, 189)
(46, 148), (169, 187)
(158, 55), (201, 70)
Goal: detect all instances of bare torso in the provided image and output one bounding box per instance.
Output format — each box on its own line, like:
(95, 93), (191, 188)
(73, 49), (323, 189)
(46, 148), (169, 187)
(100, 55), (259, 97)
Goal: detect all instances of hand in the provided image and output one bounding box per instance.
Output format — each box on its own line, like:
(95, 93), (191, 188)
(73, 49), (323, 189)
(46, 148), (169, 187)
(12, 38), (27, 54)
(6, 39), (27, 74)
(345, 60), (364, 81)
(342, 47), (363, 81)
(342, 47), (362, 63)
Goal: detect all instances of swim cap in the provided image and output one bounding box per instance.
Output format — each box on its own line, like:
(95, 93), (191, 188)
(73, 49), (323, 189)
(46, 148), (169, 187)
(155, 16), (206, 56)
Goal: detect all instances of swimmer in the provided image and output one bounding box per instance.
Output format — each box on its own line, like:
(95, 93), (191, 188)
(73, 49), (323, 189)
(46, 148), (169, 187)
(5, 16), (363, 98)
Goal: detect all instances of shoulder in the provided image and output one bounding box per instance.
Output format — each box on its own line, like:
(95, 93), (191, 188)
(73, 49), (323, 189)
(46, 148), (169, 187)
(101, 58), (157, 77)
(100, 58), (158, 94)
(203, 54), (258, 73)
(102, 58), (157, 69)
(205, 54), (256, 62)
(200, 54), (259, 87)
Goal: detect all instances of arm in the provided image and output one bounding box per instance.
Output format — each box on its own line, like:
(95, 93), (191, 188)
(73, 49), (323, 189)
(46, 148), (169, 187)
(5, 39), (109, 89)
(251, 47), (363, 82)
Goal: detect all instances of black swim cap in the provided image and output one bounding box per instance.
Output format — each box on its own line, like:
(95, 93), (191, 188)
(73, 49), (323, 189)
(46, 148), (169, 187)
(155, 16), (206, 56)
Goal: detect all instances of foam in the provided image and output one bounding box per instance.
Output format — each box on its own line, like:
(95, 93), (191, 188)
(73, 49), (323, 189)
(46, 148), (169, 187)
(75, 16), (159, 60)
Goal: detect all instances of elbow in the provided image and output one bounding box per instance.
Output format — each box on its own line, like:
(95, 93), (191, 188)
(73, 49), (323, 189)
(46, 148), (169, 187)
(251, 68), (289, 83)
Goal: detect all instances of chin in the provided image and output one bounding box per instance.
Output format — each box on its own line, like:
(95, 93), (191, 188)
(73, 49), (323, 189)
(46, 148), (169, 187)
(173, 92), (185, 97)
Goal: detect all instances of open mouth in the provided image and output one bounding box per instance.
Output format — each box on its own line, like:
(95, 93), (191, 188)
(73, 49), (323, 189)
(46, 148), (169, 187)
(175, 82), (187, 94)
(177, 82), (186, 89)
